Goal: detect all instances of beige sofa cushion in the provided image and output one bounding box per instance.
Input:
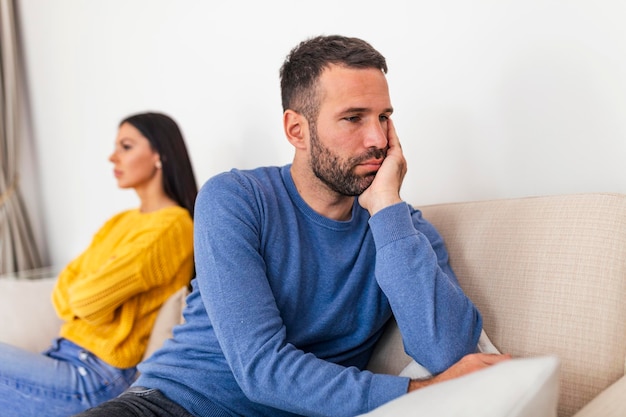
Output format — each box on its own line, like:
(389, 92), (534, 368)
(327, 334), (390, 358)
(573, 375), (626, 417)
(0, 276), (61, 352)
(143, 285), (189, 360)
(420, 193), (626, 417)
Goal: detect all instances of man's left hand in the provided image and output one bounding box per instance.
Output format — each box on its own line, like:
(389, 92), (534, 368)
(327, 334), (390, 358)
(358, 118), (407, 216)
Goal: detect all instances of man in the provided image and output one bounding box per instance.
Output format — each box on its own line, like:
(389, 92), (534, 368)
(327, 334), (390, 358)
(77, 35), (510, 417)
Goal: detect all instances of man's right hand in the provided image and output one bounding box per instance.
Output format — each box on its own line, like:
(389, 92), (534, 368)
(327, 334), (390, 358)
(407, 353), (513, 392)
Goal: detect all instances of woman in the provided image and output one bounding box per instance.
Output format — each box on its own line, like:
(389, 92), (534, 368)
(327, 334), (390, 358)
(0, 112), (197, 417)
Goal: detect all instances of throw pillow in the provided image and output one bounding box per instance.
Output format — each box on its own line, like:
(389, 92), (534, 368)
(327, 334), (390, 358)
(359, 355), (560, 417)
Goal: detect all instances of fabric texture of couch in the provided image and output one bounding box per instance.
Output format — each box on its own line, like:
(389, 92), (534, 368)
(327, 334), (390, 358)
(0, 277), (188, 361)
(367, 192), (626, 417)
(1, 192), (625, 416)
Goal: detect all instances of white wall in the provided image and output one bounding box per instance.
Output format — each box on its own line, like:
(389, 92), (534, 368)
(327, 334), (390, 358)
(16, 0), (626, 269)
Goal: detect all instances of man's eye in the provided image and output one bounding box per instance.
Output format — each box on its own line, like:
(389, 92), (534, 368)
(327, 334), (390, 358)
(344, 116), (361, 122)
(379, 115), (390, 122)
(122, 144), (132, 150)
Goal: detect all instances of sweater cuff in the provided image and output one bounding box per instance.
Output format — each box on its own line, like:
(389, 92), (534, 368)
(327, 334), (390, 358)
(368, 202), (417, 249)
(368, 373), (411, 411)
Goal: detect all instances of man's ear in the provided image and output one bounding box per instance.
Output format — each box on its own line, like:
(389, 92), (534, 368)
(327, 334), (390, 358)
(283, 109), (308, 150)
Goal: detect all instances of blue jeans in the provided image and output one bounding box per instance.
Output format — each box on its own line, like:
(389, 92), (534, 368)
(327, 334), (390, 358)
(0, 338), (138, 417)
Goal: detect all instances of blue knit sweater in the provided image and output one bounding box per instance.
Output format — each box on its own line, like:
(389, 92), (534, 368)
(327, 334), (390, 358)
(136, 165), (482, 417)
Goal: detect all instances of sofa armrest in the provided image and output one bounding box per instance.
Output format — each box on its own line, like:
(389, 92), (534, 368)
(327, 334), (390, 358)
(0, 276), (62, 352)
(572, 375), (626, 417)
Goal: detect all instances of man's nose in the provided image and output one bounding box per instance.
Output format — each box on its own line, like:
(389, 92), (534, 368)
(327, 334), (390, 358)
(363, 120), (388, 149)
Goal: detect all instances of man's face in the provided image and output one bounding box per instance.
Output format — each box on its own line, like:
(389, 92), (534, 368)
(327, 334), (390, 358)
(308, 65), (393, 196)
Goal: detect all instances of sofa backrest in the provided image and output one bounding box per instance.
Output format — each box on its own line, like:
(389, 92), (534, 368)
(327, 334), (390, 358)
(417, 193), (626, 416)
(143, 285), (189, 360)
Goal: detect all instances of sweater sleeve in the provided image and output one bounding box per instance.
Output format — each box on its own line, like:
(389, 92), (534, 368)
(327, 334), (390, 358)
(52, 214), (120, 322)
(194, 174), (408, 417)
(53, 210), (193, 327)
(368, 202), (482, 374)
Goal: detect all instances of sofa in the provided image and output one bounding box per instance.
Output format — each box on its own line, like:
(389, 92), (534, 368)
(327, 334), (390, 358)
(366, 192), (626, 417)
(1, 193), (625, 416)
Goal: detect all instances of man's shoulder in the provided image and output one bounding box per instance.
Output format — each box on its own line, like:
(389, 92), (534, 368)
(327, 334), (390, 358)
(232, 165), (285, 184)
(201, 165), (287, 194)
(193, 165), (295, 230)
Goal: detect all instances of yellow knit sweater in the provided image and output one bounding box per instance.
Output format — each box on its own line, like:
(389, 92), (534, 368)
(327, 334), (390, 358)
(52, 206), (194, 369)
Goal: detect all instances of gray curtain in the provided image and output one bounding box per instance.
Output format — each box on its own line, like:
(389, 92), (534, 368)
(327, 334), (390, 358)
(0, 0), (43, 274)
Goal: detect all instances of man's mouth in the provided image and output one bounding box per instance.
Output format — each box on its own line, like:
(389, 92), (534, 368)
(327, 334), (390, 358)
(353, 148), (387, 174)
(359, 159), (383, 171)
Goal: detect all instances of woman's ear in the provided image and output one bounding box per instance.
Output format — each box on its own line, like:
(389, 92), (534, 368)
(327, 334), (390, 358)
(152, 152), (162, 169)
(283, 109), (308, 150)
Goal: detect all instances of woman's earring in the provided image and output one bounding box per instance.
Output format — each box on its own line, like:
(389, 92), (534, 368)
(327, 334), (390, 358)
(155, 161), (162, 169)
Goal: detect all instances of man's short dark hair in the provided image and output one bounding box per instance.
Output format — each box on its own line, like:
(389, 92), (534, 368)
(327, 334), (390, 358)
(279, 35), (388, 121)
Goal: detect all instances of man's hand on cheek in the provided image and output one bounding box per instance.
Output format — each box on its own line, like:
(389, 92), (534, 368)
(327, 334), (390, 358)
(358, 119), (407, 216)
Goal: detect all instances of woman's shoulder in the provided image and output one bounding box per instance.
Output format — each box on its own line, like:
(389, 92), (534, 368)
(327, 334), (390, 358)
(107, 206), (192, 232)
(146, 206), (193, 228)
(97, 209), (138, 229)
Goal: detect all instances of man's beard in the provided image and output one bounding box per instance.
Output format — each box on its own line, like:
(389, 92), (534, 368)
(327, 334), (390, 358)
(309, 124), (387, 196)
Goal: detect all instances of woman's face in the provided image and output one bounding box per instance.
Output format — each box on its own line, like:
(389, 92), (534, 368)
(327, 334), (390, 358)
(109, 122), (161, 190)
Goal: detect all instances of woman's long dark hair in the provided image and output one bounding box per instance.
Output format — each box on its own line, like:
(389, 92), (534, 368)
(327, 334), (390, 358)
(121, 112), (198, 218)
